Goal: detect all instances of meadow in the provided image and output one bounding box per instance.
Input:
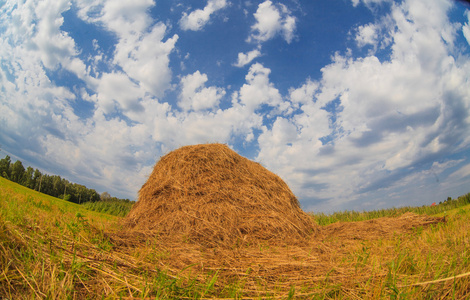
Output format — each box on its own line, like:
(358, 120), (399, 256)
(1, 176), (469, 299)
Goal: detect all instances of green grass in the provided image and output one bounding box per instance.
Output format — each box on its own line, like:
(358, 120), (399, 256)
(2, 176), (470, 299)
(81, 200), (134, 217)
(312, 193), (470, 225)
(0, 177), (228, 299)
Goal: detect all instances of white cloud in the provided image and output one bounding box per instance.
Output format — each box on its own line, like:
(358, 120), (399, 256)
(351, 0), (392, 8)
(1, 0), (469, 209)
(448, 163), (470, 181)
(238, 63), (284, 111)
(0, 0), (226, 199)
(2, 0), (90, 84)
(248, 0), (296, 44)
(95, 72), (144, 115)
(289, 79), (318, 105)
(233, 47), (262, 67)
(355, 24), (378, 48)
(178, 71), (226, 111)
(169, 107), (261, 147)
(256, 79), (331, 199)
(255, 0), (470, 210)
(38, 108), (157, 197)
(0, 0), (169, 198)
(112, 23), (178, 97)
(179, 0), (227, 31)
(0, 0), (79, 131)
(98, 0), (155, 35)
(463, 10), (470, 46)
(147, 64), (288, 150)
(75, 0), (178, 98)
(32, 1), (74, 68)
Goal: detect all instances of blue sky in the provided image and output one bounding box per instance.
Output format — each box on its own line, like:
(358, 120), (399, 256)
(1, 0), (470, 213)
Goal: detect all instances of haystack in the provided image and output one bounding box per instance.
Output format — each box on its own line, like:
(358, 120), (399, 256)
(125, 143), (317, 245)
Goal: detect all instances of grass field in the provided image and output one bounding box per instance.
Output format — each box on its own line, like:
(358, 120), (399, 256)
(1, 176), (469, 299)
(82, 200), (134, 217)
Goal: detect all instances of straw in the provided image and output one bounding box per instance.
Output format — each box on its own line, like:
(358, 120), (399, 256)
(124, 143), (318, 247)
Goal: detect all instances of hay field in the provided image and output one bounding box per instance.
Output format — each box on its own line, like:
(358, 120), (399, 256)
(1, 176), (470, 298)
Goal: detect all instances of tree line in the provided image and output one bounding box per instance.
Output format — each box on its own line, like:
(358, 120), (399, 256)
(0, 155), (131, 204)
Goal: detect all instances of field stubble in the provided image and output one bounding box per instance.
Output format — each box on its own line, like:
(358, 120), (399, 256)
(1, 177), (470, 299)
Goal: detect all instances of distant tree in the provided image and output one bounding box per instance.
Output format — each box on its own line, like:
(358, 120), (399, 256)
(72, 184), (84, 203)
(41, 175), (53, 195)
(0, 155), (11, 179)
(33, 169), (42, 191)
(51, 175), (65, 198)
(0, 156), (111, 204)
(10, 160), (25, 183)
(89, 189), (100, 202)
(24, 166), (35, 188)
(61, 178), (70, 200)
(68, 184), (100, 203)
(101, 191), (111, 201)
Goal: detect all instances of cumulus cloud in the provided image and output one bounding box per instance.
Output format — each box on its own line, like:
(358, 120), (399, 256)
(233, 47), (262, 67)
(149, 63), (289, 149)
(179, 0), (227, 31)
(1, 0), (469, 209)
(289, 79), (319, 105)
(178, 71), (226, 111)
(75, 0), (178, 98)
(238, 63), (284, 111)
(355, 24), (379, 48)
(351, 0), (360, 6)
(0, 0), (82, 138)
(0, 0), (172, 198)
(351, 0), (392, 8)
(464, 10), (470, 46)
(32, 1), (78, 69)
(256, 0), (470, 210)
(0, 0), (234, 199)
(92, 0), (155, 34)
(112, 24), (178, 98)
(248, 0), (296, 44)
(162, 105), (262, 147)
(256, 79), (330, 197)
(38, 106), (157, 196)
(1, 0), (90, 84)
(95, 72), (144, 115)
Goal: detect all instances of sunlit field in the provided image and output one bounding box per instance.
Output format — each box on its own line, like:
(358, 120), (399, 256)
(1, 176), (469, 299)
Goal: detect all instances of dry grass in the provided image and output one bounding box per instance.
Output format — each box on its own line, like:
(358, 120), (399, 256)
(125, 143), (317, 247)
(110, 212), (450, 299)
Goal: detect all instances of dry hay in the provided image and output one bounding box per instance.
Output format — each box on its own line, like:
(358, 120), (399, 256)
(124, 143), (318, 246)
(112, 211), (446, 298)
(118, 143), (449, 297)
(322, 212), (446, 241)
